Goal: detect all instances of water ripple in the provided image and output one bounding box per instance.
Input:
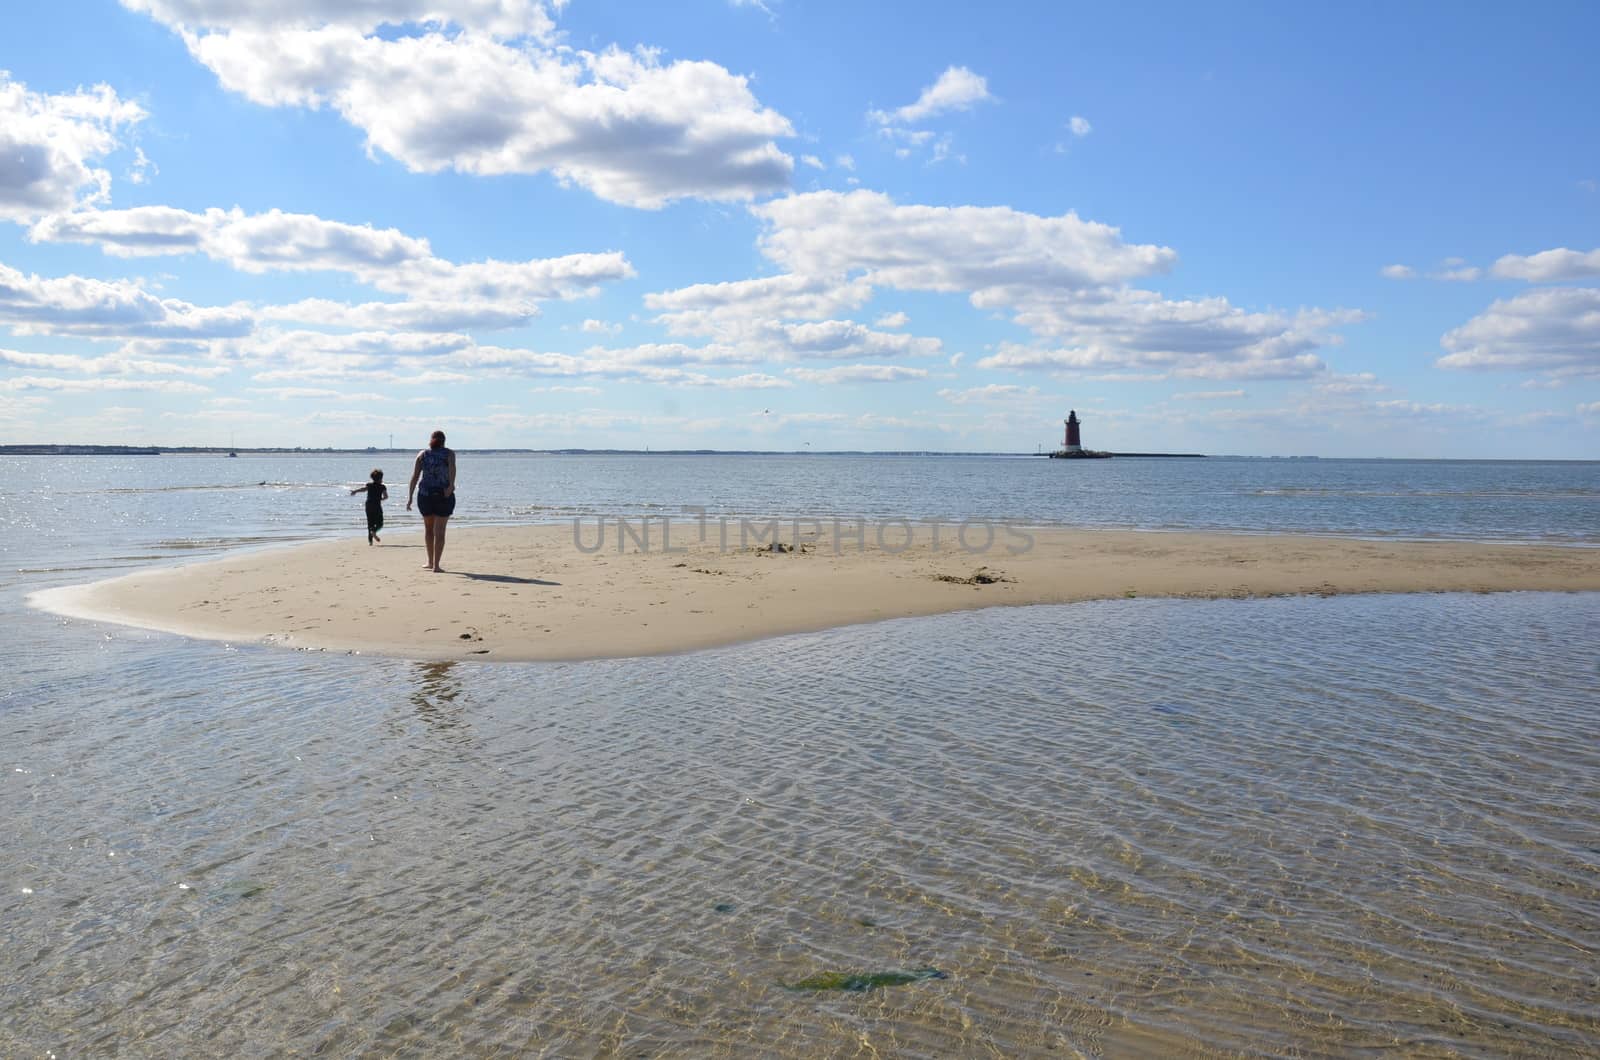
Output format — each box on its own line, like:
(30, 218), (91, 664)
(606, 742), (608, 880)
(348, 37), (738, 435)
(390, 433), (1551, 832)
(2, 592), (1597, 1055)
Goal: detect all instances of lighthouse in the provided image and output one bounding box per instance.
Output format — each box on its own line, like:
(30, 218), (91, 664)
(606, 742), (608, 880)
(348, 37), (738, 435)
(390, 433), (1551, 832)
(1063, 410), (1082, 454)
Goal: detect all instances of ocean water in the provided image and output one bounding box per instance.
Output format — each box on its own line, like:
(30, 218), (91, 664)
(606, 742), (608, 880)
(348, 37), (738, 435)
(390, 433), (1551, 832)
(2, 454), (1598, 1056)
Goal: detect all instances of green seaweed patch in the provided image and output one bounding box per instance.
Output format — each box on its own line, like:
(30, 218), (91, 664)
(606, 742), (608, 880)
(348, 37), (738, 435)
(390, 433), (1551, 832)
(713, 902), (736, 914)
(784, 967), (947, 993)
(934, 566), (1012, 586)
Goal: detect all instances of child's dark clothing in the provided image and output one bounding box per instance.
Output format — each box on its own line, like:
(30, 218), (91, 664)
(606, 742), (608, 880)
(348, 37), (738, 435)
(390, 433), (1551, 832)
(360, 482), (387, 538)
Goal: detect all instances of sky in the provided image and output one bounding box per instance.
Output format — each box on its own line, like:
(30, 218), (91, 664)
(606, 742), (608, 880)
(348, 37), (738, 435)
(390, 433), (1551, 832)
(1, 1), (1597, 457)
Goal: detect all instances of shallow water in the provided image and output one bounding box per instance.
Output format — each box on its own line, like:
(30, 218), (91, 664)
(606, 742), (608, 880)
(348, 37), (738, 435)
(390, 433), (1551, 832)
(2, 455), (1598, 1055)
(2, 454), (1596, 593)
(3, 594), (1597, 1055)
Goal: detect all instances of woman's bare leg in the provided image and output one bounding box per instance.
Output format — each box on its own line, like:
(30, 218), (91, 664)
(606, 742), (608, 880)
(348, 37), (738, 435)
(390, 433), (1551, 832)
(423, 515), (437, 568)
(432, 517), (448, 572)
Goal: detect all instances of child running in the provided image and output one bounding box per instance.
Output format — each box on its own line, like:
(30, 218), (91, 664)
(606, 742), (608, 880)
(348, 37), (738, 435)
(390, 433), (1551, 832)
(350, 469), (388, 544)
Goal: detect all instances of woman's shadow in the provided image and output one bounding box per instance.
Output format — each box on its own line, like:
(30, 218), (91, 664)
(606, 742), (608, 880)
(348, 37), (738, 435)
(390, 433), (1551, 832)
(448, 572), (560, 585)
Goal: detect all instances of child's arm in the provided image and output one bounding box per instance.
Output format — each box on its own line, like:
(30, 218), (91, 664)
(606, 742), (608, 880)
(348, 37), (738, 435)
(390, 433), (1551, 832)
(350, 486), (364, 495)
(380, 485), (389, 501)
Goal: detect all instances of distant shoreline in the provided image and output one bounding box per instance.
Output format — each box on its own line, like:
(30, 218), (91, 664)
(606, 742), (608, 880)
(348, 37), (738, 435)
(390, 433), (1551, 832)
(3, 443), (1204, 457)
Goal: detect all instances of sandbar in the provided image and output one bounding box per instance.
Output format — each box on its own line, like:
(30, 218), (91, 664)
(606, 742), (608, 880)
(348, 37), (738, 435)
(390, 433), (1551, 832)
(30, 521), (1600, 661)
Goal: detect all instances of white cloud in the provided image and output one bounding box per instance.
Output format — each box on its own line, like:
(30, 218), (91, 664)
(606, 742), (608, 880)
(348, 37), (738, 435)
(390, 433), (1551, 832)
(32, 205), (425, 268)
(1380, 264), (1416, 280)
(580, 318), (623, 335)
(0, 374), (209, 394)
(120, 0), (561, 36)
(753, 190), (1176, 292)
(834, 154), (855, 171)
(786, 364), (927, 384)
(249, 386), (343, 399)
(738, 190), (1358, 382)
(0, 261), (252, 338)
(0, 345), (227, 377)
(1172, 389), (1245, 400)
(1067, 115), (1091, 137)
(264, 297), (541, 332)
(0, 74), (148, 225)
(644, 271), (939, 363)
(871, 66), (993, 125)
(800, 154), (824, 170)
(974, 288), (1357, 381)
(532, 384), (602, 394)
(1314, 372), (1389, 394)
(0, 75), (147, 222)
(1436, 286), (1600, 379)
(33, 205), (633, 307)
(1491, 247), (1600, 283)
(1435, 266), (1482, 282)
(647, 272), (873, 332)
(1578, 400), (1600, 418)
(874, 311), (909, 328)
(128, 3), (797, 208)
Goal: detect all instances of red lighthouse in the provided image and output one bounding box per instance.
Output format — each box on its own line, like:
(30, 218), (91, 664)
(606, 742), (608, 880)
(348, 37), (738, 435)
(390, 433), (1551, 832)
(1063, 410), (1082, 453)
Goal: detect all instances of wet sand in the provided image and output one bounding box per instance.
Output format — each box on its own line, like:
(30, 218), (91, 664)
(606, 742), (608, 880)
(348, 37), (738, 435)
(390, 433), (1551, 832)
(30, 521), (1600, 661)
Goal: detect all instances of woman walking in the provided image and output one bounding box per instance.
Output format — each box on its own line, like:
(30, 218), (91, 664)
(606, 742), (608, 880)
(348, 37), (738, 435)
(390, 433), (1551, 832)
(407, 429), (456, 572)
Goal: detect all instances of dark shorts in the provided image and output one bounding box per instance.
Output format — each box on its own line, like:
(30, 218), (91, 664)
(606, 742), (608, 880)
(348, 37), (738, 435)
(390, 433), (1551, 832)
(417, 492), (455, 518)
(366, 503), (384, 533)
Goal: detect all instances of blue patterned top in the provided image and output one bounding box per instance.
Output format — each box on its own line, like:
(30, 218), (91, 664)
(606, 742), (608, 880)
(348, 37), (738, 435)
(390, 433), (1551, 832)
(418, 447), (452, 495)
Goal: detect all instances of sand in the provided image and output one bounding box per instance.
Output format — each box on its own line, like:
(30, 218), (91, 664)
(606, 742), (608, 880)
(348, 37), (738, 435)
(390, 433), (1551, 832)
(30, 519), (1600, 661)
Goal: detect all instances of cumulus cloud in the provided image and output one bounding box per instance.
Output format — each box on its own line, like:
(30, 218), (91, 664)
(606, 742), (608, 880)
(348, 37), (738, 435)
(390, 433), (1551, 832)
(874, 310), (909, 328)
(645, 272), (941, 364)
(1380, 264), (1416, 280)
(0, 345), (227, 378)
(0, 261), (252, 338)
(1067, 115), (1091, 137)
(264, 297), (541, 332)
(1491, 247), (1600, 283)
(580, 319), (622, 335)
(122, 1), (796, 208)
(32, 206), (427, 269)
(647, 273), (873, 332)
(871, 66), (993, 125)
(975, 288), (1359, 381)
(727, 190), (1360, 382)
(1436, 286), (1600, 379)
(1314, 372), (1389, 394)
(0, 374), (210, 394)
(754, 190), (1175, 292)
(121, 0), (559, 37)
(33, 206), (633, 313)
(0, 74), (147, 221)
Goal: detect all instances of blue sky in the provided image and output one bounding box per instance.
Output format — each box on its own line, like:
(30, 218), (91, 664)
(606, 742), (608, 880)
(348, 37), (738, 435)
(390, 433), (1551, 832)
(1, 1), (1597, 457)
